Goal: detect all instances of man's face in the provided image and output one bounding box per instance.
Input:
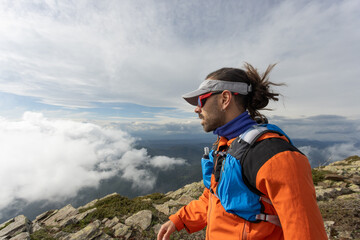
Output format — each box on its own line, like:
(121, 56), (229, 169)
(195, 93), (225, 132)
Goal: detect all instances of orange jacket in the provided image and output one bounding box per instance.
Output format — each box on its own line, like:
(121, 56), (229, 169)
(169, 133), (328, 240)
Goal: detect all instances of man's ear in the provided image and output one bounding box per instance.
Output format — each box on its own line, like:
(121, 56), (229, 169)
(220, 90), (232, 110)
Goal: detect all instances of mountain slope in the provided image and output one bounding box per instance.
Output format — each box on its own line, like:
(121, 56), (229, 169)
(0, 156), (359, 240)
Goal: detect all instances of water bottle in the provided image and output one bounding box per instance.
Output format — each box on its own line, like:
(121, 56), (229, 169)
(203, 147), (209, 159)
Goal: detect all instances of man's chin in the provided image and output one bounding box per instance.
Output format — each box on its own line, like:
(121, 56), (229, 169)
(202, 124), (214, 133)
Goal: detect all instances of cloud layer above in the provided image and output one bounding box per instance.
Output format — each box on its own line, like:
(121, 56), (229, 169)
(0, 0), (359, 119)
(299, 142), (360, 167)
(0, 112), (185, 211)
(118, 113), (360, 166)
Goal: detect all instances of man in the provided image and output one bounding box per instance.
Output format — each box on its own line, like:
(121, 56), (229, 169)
(157, 63), (327, 240)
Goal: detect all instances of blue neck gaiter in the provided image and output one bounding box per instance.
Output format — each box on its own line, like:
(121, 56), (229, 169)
(213, 111), (257, 140)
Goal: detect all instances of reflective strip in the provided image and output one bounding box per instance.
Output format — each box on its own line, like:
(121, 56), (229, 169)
(258, 197), (281, 227)
(256, 214), (282, 227)
(240, 127), (267, 144)
(260, 196), (273, 205)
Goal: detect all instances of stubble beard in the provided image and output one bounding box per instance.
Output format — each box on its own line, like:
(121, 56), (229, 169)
(200, 107), (225, 133)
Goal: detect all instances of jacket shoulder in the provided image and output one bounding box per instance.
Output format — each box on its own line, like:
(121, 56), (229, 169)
(245, 135), (303, 194)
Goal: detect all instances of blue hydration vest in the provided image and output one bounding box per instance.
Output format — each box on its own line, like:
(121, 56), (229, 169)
(201, 124), (294, 226)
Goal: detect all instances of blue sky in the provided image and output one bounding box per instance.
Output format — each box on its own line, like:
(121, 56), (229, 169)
(0, 0), (359, 123)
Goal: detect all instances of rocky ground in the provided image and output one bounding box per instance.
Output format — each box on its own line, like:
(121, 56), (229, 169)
(315, 155), (360, 239)
(0, 155), (359, 240)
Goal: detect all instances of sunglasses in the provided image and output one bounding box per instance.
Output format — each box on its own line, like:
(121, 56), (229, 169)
(197, 92), (240, 108)
(197, 92), (222, 108)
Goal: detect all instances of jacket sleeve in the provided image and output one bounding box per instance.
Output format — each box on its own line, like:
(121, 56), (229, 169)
(256, 151), (328, 240)
(169, 187), (209, 233)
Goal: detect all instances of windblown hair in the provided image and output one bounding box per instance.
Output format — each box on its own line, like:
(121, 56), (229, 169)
(206, 63), (284, 122)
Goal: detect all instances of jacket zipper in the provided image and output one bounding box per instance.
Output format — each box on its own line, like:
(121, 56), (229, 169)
(206, 192), (213, 240)
(207, 150), (222, 239)
(242, 221), (249, 240)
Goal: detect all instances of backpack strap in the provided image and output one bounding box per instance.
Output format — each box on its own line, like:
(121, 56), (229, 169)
(228, 125), (286, 195)
(256, 213), (282, 227)
(255, 196), (281, 227)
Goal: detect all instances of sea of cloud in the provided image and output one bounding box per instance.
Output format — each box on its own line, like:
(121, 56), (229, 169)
(299, 142), (360, 167)
(119, 114), (360, 167)
(0, 112), (186, 214)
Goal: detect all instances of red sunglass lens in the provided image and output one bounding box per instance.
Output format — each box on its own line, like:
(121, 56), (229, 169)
(198, 92), (213, 107)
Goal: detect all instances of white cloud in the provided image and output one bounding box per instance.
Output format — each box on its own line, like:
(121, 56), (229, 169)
(0, 112), (186, 210)
(150, 156), (187, 170)
(299, 142), (360, 167)
(270, 114), (360, 142)
(0, 0), (359, 118)
(326, 143), (360, 163)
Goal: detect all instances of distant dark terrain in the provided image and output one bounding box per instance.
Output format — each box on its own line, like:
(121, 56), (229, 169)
(0, 137), (350, 223)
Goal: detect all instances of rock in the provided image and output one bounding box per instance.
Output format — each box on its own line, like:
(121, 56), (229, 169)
(43, 204), (79, 227)
(350, 176), (360, 185)
(9, 232), (30, 240)
(77, 199), (98, 212)
(76, 208), (97, 222)
(31, 222), (42, 233)
(154, 203), (170, 215)
(316, 187), (353, 201)
(166, 181), (204, 199)
(333, 181), (347, 188)
(177, 195), (195, 205)
(104, 217), (120, 229)
(325, 174), (346, 181)
(100, 193), (119, 200)
(102, 218), (109, 224)
(0, 156), (357, 240)
(153, 223), (162, 236)
(54, 231), (70, 239)
(0, 215), (31, 238)
(154, 196), (194, 215)
(64, 220), (102, 240)
(317, 181), (331, 188)
(93, 233), (114, 240)
(169, 206), (181, 215)
(348, 183), (360, 193)
(33, 210), (57, 224)
(77, 193), (119, 212)
(322, 156), (360, 177)
(336, 192), (360, 200)
(324, 221), (335, 239)
(125, 210), (152, 230)
(338, 230), (353, 239)
(113, 222), (131, 238)
(0, 218), (14, 232)
(154, 199), (179, 215)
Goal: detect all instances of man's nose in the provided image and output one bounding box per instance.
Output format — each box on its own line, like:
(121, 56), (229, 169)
(195, 106), (201, 113)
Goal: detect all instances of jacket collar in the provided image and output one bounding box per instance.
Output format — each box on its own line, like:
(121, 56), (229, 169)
(213, 111), (256, 140)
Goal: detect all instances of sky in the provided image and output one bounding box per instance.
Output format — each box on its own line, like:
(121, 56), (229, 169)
(0, 0), (359, 219)
(0, 0), (359, 121)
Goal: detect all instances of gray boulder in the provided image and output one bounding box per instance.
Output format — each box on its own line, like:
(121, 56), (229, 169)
(9, 232), (30, 240)
(0, 215), (31, 239)
(75, 208), (97, 222)
(104, 217), (120, 229)
(125, 210), (152, 230)
(113, 222), (131, 239)
(62, 220), (102, 240)
(43, 204), (79, 227)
